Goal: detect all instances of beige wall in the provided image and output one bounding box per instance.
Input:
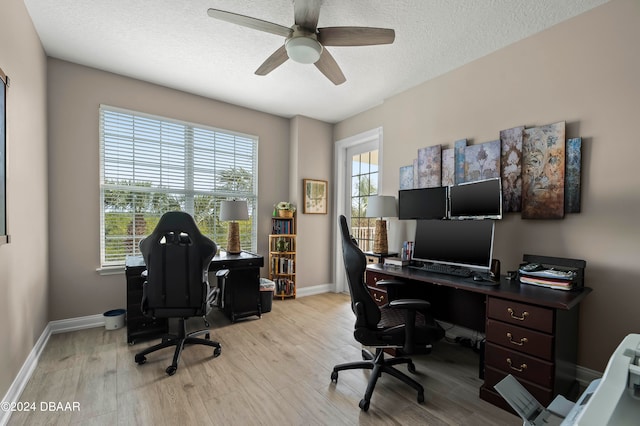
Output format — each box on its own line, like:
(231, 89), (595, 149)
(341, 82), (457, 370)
(0, 0), (48, 401)
(335, 0), (640, 371)
(290, 116), (334, 289)
(47, 59), (293, 320)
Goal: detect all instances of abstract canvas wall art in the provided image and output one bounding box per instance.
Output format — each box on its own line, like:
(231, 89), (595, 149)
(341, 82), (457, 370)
(441, 148), (455, 186)
(417, 145), (441, 188)
(565, 137), (582, 213)
(464, 140), (500, 183)
(500, 126), (524, 212)
(454, 139), (466, 184)
(399, 165), (414, 190)
(522, 121), (566, 219)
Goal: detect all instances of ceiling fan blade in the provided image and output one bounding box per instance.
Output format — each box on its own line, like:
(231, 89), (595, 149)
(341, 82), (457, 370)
(207, 8), (292, 38)
(318, 27), (395, 46)
(294, 0), (322, 30)
(314, 48), (346, 85)
(255, 45), (289, 76)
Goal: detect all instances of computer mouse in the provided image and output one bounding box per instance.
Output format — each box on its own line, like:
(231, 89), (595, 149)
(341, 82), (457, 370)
(472, 274), (484, 282)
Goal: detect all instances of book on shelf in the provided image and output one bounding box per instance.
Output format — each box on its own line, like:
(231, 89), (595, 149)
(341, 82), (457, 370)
(384, 257), (409, 267)
(271, 218), (294, 234)
(271, 256), (295, 274)
(275, 278), (295, 295)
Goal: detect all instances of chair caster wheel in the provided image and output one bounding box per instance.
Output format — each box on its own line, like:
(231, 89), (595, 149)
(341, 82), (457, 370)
(166, 365), (177, 376)
(417, 392), (425, 404)
(135, 355), (146, 365)
(359, 399), (370, 411)
(205, 333), (210, 340)
(408, 362), (416, 373)
(213, 347), (222, 357)
(330, 371), (338, 382)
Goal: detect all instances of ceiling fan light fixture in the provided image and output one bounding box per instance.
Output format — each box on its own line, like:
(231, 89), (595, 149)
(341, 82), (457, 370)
(285, 37), (323, 64)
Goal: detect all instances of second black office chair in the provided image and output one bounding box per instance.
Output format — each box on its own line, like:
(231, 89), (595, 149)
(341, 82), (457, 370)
(331, 215), (444, 411)
(134, 211), (226, 375)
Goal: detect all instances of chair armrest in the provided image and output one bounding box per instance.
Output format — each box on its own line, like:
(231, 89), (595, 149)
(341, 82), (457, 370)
(213, 269), (230, 309)
(216, 269), (230, 279)
(388, 298), (431, 311)
(388, 298), (433, 354)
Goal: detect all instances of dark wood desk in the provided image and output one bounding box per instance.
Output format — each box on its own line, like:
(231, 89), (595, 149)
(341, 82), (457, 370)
(125, 258), (168, 345)
(125, 251), (264, 344)
(366, 263), (592, 413)
(209, 251), (264, 323)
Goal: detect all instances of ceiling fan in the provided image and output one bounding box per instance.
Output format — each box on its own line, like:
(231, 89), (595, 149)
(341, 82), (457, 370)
(207, 0), (395, 85)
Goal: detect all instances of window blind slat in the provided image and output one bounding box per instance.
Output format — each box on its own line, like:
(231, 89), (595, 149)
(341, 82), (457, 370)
(99, 105), (258, 267)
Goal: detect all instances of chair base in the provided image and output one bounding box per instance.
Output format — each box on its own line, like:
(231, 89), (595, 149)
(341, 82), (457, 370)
(331, 347), (424, 411)
(134, 318), (221, 375)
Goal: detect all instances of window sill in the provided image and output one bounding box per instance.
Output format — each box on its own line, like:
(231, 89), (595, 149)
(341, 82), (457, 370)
(96, 265), (125, 276)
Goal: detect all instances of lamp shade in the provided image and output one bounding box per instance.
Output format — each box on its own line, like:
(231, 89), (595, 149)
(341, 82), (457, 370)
(366, 196), (397, 218)
(220, 200), (249, 221)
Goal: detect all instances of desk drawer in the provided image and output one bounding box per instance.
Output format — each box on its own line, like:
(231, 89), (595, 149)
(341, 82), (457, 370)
(484, 366), (553, 406)
(486, 319), (553, 360)
(487, 297), (553, 333)
(485, 342), (553, 387)
(366, 271), (391, 290)
(368, 288), (387, 306)
(365, 255), (380, 265)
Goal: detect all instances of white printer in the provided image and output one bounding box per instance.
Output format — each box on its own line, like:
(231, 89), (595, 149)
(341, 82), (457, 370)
(495, 333), (640, 426)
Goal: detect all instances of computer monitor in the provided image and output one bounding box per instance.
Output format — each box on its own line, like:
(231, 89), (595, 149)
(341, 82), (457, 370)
(398, 186), (448, 220)
(449, 178), (502, 220)
(412, 219), (495, 271)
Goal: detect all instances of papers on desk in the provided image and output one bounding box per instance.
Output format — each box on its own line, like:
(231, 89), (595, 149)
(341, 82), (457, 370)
(518, 264), (577, 291)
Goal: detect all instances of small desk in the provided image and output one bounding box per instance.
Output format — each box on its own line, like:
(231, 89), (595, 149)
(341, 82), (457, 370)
(209, 251), (264, 323)
(125, 251), (264, 344)
(365, 263), (592, 413)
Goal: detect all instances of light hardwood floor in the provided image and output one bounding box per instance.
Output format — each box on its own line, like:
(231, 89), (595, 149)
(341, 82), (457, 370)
(8, 293), (519, 425)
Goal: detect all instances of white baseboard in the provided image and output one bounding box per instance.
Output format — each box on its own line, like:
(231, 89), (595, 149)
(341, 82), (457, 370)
(295, 283), (335, 298)
(49, 314), (105, 334)
(0, 315), (105, 426)
(576, 364), (602, 387)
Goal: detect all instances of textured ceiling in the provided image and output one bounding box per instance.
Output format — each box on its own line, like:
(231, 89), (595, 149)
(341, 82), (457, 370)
(24, 0), (607, 123)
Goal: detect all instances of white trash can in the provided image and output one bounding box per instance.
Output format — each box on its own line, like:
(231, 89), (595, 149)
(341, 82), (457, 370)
(103, 309), (126, 330)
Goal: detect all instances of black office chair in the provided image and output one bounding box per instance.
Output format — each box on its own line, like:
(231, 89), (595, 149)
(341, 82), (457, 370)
(331, 215), (444, 411)
(134, 211), (226, 375)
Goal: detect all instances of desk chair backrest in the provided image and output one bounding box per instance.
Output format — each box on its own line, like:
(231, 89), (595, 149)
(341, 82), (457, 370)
(339, 214), (381, 328)
(140, 211), (216, 318)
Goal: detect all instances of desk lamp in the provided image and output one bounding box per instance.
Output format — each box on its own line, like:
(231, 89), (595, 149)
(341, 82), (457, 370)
(366, 195), (397, 254)
(219, 200), (249, 254)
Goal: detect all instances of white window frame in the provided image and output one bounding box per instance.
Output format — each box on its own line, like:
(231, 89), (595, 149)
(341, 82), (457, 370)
(333, 127), (383, 293)
(98, 105), (258, 271)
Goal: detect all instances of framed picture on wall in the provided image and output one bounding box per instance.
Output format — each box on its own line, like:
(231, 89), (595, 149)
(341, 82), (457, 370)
(303, 179), (328, 214)
(1, 67), (8, 245)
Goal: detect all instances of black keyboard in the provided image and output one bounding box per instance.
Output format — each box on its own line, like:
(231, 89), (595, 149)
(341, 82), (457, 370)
(410, 263), (472, 278)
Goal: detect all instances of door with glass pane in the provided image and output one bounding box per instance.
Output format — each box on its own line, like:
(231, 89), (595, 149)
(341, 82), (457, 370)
(347, 146), (379, 253)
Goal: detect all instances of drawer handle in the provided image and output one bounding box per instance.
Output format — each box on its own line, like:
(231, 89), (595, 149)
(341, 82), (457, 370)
(506, 358), (527, 372)
(506, 332), (528, 346)
(374, 294), (385, 303)
(507, 307), (529, 321)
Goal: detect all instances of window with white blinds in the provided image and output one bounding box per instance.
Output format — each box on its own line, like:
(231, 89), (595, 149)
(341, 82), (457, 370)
(99, 105), (258, 267)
